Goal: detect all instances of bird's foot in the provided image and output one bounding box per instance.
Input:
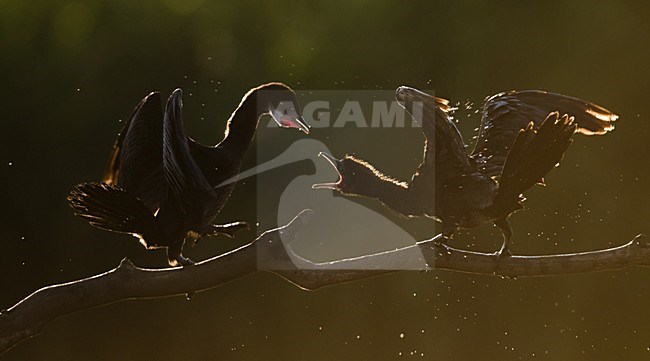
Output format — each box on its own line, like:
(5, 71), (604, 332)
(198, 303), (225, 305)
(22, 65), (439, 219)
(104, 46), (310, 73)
(433, 235), (453, 255)
(169, 254), (195, 267)
(208, 221), (250, 239)
(434, 234), (451, 246)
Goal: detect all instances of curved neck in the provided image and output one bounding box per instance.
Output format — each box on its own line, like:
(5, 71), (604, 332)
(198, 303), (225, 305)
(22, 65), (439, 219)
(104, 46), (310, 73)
(219, 88), (270, 156)
(348, 174), (423, 217)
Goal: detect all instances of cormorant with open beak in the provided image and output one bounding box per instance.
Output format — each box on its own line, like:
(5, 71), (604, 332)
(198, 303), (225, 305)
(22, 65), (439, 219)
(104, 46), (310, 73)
(314, 87), (617, 256)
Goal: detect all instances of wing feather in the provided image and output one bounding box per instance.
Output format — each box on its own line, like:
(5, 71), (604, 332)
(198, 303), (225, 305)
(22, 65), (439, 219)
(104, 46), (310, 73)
(470, 90), (617, 177)
(408, 94), (476, 191)
(495, 113), (577, 205)
(103, 92), (167, 211)
(162, 89), (217, 217)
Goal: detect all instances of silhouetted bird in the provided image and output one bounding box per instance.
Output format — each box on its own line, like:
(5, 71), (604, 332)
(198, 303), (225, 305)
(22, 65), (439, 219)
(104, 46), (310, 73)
(69, 83), (309, 266)
(313, 87), (618, 256)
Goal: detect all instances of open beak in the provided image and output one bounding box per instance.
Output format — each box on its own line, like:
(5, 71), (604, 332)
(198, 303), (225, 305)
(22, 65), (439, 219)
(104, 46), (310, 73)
(272, 107), (310, 134)
(312, 152), (342, 190)
(277, 115), (310, 134)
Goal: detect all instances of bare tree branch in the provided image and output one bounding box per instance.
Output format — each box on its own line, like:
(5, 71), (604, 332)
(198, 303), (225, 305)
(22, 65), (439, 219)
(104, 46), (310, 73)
(274, 231), (650, 290)
(1, 209), (647, 354)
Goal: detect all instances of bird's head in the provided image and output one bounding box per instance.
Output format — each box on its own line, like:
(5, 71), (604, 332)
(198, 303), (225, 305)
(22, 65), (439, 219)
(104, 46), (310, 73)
(312, 152), (384, 196)
(255, 82), (310, 134)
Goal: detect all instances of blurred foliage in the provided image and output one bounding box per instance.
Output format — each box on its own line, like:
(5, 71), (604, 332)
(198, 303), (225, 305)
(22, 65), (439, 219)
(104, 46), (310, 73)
(0, 0), (649, 360)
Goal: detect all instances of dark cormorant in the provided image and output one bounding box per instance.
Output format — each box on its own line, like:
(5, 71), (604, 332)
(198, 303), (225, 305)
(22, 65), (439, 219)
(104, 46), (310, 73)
(69, 83), (309, 266)
(313, 87), (618, 256)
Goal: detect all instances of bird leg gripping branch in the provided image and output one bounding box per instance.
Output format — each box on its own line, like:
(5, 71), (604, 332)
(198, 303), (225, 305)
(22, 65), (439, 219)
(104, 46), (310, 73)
(0, 209), (648, 354)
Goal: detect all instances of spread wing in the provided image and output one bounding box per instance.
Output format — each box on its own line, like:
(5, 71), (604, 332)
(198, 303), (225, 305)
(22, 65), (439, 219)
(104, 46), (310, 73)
(409, 96), (475, 190)
(494, 113), (577, 206)
(470, 90), (618, 177)
(103, 92), (167, 211)
(162, 89), (218, 217)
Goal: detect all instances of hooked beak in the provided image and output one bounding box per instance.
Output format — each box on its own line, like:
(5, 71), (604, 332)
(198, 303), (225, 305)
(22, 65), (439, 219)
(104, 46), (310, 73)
(292, 116), (310, 134)
(271, 106), (310, 134)
(312, 152), (342, 190)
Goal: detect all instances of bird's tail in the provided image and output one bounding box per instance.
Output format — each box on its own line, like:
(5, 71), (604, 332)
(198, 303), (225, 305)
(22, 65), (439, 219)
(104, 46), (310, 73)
(494, 112), (577, 206)
(68, 182), (156, 236)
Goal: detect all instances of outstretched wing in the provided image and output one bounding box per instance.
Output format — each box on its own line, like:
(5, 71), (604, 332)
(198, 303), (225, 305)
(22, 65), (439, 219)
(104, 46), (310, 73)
(470, 90), (618, 177)
(409, 95), (475, 191)
(494, 113), (577, 207)
(103, 92), (167, 211)
(162, 89), (218, 218)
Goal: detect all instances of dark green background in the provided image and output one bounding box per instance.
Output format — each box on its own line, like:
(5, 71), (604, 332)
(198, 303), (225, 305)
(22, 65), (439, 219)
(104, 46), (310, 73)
(1, 1), (649, 360)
